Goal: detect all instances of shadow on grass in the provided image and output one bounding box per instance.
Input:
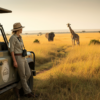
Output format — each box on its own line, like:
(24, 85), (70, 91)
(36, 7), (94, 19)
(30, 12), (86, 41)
(35, 45), (69, 72)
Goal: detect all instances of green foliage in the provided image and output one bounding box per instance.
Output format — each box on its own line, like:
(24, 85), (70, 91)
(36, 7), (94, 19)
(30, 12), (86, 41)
(89, 39), (100, 45)
(33, 39), (40, 43)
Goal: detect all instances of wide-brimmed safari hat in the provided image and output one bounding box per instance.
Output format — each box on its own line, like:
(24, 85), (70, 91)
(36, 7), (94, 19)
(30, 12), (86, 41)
(11, 22), (24, 31)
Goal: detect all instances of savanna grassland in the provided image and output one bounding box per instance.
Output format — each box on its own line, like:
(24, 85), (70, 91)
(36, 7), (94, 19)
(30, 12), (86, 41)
(0, 32), (100, 100)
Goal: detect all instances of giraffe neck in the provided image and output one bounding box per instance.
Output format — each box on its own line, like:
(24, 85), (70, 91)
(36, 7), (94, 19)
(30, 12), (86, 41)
(68, 26), (75, 35)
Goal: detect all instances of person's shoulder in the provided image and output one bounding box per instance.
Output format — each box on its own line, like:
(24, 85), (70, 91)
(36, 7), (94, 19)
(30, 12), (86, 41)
(9, 34), (16, 41)
(19, 35), (23, 40)
(19, 35), (22, 38)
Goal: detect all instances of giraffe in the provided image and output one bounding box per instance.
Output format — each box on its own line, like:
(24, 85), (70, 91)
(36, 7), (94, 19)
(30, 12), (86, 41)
(67, 23), (80, 46)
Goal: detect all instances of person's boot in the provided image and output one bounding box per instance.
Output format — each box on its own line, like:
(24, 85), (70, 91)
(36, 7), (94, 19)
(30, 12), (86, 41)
(30, 92), (39, 97)
(25, 92), (35, 98)
(13, 87), (20, 100)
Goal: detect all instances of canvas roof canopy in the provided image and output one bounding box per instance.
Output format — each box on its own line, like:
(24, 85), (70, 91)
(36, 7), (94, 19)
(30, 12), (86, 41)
(0, 7), (12, 13)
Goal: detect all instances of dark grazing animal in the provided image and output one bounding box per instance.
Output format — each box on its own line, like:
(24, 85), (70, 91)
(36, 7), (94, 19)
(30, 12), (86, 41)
(45, 32), (55, 41)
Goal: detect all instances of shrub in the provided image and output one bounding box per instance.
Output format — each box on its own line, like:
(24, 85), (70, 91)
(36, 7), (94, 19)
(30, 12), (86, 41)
(89, 39), (100, 45)
(33, 39), (40, 43)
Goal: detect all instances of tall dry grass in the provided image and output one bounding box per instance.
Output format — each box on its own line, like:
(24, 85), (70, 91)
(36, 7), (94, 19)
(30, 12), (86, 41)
(0, 33), (100, 100)
(33, 33), (100, 100)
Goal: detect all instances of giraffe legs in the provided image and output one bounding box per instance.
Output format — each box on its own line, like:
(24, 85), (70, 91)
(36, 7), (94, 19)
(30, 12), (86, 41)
(77, 41), (80, 45)
(72, 39), (75, 46)
(72, 38), (80, 46)
(76, 38), (80, 45)
(74, 39), (75, 45)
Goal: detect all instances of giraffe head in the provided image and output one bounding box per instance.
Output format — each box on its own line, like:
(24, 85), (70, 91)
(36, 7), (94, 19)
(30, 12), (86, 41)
(67, 23), (71, 27)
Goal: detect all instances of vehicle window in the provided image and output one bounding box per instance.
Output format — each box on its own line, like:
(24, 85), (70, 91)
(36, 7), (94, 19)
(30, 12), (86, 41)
(0, 31), (4, 41)
(0, 30), (9, 51)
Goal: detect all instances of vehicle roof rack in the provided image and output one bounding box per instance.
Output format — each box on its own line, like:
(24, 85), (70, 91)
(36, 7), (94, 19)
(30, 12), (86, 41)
(0, 7), (12, 13)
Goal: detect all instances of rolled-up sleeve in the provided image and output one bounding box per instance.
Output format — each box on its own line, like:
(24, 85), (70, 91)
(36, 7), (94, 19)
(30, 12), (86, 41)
(9, 37), (15, 52)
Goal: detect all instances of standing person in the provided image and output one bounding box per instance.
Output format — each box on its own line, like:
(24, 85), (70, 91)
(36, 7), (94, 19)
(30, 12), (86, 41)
(9, 22), (34, 99)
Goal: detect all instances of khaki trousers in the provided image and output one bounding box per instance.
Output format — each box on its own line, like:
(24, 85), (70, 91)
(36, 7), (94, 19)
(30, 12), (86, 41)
(15, 56), (31, 94)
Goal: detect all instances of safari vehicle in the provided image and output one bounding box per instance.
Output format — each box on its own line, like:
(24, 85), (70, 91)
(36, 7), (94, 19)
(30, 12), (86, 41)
(0, 7), (36, 95)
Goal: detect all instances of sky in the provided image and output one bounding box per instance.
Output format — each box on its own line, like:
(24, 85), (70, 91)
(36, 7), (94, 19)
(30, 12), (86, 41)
(0, 0), (100, 32)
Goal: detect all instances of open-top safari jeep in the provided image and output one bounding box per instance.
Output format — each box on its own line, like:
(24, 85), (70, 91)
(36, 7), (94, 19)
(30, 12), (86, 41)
(0, 7), (36, 95)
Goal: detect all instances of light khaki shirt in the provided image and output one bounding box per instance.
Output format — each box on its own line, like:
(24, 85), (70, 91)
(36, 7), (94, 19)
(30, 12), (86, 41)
(9, 34), (24, 54)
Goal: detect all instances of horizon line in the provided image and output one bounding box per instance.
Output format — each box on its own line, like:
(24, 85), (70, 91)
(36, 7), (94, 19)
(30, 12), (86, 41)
(5, 28), (100, 32)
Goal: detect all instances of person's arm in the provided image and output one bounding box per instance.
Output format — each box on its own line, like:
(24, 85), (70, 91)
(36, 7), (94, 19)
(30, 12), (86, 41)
(11, 52), (18, 68)
(9, 36), (18, 68)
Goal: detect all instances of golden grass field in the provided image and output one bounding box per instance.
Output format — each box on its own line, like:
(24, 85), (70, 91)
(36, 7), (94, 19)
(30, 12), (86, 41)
(0, 32), (100, 100)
